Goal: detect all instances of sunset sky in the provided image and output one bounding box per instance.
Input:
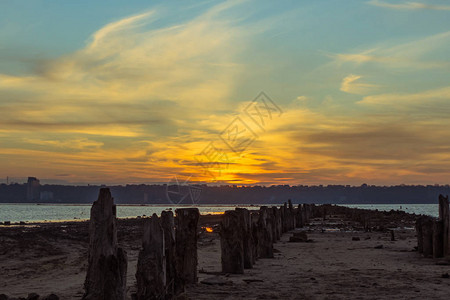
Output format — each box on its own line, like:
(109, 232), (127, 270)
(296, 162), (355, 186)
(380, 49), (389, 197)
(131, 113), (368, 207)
(1, 0), (450, 186)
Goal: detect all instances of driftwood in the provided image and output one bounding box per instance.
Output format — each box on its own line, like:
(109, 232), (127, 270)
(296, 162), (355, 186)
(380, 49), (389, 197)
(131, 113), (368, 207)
(160, 211), (176, 298)
(235, 208), (254, 269)
(175, 208), (199, 292)
(135, 214), (166, 300)
(220, 210), (244, 274)
(82, 188), (127, 300)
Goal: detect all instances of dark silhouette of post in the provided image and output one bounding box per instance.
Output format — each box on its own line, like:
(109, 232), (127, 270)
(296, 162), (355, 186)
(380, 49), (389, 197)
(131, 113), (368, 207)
(135, 214), (166, 300)
(235, 208), (253, 269)
(220, 210), (244, 274)
(438, 194), (449, 256)
(83, 188), (127, 300)
(161, 211), (176, 298)
(175, 208), (199, 293)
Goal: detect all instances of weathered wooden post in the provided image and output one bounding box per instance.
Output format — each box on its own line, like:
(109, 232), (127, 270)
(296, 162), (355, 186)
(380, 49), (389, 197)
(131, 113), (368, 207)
(220, 210), (244, 274)
(433, 220), (444, 258)
(438, 194), (449, 256)
(161, 211), (176, 297)
(281, 203), (288, 233)
(235, 208), (253, 269)
(296, 204), (304, 228)
(416, 217), (424, 253)
(83, 188), (127, 300)
(175, 208), (200, 292)
(422, 217), (434, 258)
(272, 206), (281, 241)
(258, 206), (274, 258)
(288, 199), (295, 230)
(136, 214), (166, 300)
(250, 212), (259, 263)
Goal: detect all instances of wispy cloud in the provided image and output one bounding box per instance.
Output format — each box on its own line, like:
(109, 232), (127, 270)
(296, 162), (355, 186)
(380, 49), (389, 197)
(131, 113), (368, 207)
(340, 74), (379, 94)
(368, 0), (450, 11)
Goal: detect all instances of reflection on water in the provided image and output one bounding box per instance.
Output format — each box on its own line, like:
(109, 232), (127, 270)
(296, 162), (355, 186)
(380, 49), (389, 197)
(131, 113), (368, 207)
(0, 203), (439, 223)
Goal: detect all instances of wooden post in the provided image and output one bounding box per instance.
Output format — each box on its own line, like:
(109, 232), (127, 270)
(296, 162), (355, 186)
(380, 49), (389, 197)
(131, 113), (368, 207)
(296, 204), (304, 228)
(272, 206), (281, 241)
(235, 208), (253, 269)
(422, 217), (434, 258)
(83, 188), (127, 300)
(438, 194), (449, 256)
(161, 211), (176, 297)
(250, 212), (259, 263)
(433, 220), (444, 258)
(288, 199), (295, 230)
(416, 217), (424, 253)
(258, 206), (274, 258)
(281, 203), (288, 233)
(175, 208), (199, 291)
(136, 214), (166, 300)
(220, 210), (244, 274)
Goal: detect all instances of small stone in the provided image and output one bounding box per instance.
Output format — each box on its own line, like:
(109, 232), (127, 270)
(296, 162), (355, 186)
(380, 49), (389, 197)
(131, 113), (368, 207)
(42, 294), (59, 300)
(374, 245), (383, 249)
(352, 237), (360, 241)
(27, 293), (39, 300)
(0, 294), (9, 300)
(442, 273), (449, 278)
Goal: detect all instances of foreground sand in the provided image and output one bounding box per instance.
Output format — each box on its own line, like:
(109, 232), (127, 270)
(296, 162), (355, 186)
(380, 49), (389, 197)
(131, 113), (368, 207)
(1, 214), (449, 299)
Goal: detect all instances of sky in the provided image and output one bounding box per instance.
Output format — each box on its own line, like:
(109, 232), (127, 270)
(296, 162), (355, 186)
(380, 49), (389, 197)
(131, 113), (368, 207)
(0, 0), (450, 186)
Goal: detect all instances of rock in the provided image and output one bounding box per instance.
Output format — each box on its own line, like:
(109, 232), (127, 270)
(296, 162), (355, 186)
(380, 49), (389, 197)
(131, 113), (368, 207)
(289, 231), (308, 243)
(27, 294), (39, 300)
(0, 294), (8, 300)
(352, 237), (360, 241)
(20, 221), (26, 225)
(200, 276), (232, 286)
(4, 221), (10, 226)
(42, 295), (59, 300)
(374, 245), (384, 249)
(243, 279), (264, 284)
(442, 273), (449, 278)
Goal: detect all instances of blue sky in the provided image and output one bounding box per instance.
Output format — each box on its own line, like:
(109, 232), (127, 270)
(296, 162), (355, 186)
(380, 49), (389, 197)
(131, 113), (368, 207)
(0, 0), (449, 185)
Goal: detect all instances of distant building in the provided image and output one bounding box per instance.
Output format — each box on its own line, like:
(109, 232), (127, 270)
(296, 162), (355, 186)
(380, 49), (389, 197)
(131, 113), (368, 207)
(26, 177), (40, 201)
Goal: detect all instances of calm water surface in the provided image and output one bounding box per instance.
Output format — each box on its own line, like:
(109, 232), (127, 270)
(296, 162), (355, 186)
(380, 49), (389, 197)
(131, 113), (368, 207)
(0, 203), (439, 223)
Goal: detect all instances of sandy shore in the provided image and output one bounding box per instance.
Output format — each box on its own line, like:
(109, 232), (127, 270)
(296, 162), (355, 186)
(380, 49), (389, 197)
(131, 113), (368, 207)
(1, 212), (449, 299)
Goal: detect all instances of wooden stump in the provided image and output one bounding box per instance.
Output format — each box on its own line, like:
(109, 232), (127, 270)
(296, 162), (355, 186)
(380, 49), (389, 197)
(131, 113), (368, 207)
(281, 203), (288, 233)
(288, 199), (295, 230)
(296, 204), (304, 228)
(433, 220), (444, 259)
(438, 194), (449, 256)
(175, 208), (200, 292)
(258, 206), (274, 258)
(83, 188), (127, 300)
(416, 217), (424, 253)
(422, 217), (434, 258)
(250, 212), (259, 263)
(161, 211), (176, 297)
(235, 208), (253, 269)
(272, 206), (281, 241)
(220, 210), (244, 274)
(136, 214), (166, 300)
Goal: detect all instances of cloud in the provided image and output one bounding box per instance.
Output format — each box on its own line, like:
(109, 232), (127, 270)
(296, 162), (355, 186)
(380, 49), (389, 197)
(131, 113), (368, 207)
(328, 31), (450, 70)
(358, 86), (450, 106)
(368, 0), (450, 11)
(340, 74), (378, 94)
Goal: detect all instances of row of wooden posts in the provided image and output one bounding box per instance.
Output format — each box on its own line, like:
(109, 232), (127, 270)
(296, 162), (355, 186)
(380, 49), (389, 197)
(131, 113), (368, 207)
(415, 194), (450, 258)
(81, 188), (316, 299)
(82, 188), (200, 300)
(220, 201), (314, 274)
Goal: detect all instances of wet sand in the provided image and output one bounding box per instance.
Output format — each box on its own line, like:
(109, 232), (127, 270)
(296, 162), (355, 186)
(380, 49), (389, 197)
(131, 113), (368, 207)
(1, 213), (449, 299)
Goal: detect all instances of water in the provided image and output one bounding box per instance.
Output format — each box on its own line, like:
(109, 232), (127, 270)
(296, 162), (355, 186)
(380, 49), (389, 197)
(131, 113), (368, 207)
(0, 203), (439, 223)
(0, 204), (260, 223)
